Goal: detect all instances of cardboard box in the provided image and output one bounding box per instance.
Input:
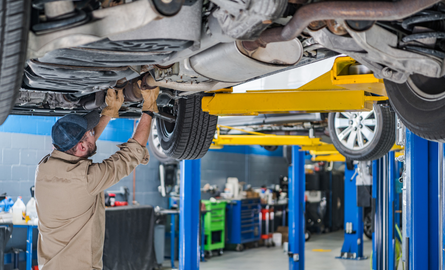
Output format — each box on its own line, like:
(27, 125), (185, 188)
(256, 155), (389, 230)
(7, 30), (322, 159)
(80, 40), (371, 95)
(281, 233), (288, 245)
(246, 191), (260, 198)
(276, 226), (289, 245)
(276, 226), (288, 233)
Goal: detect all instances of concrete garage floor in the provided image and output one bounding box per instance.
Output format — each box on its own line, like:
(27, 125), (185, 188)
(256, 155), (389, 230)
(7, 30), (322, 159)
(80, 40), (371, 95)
(199, 231), (372, 270)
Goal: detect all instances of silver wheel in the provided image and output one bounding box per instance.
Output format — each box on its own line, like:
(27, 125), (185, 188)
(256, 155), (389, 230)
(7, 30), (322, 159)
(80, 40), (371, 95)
(148, 120), (178, 164)
(328, 104), (395, 161)
(333, 110), (377, 151)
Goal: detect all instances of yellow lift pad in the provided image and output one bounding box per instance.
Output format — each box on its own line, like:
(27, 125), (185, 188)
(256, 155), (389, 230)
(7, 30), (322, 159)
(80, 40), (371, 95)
(331, 57), (386, 96)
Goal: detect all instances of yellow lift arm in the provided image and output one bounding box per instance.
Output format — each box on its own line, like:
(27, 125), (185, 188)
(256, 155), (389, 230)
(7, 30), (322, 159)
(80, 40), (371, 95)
(202, 57), (388, 116)
(207, 57), (399, 162)
(211, 125), (322, 148)
(313, 154), (346, 162)
(212, 125), (403, 163)
(212, 125), (346, 162)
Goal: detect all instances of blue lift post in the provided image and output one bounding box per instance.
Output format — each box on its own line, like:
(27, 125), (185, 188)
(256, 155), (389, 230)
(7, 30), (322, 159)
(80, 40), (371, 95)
(441, 143), (445, 270)
(403, 130), (439, 270)
(372, 158), (380, 269)
(387, 151), (396, 270)
(372, 152), (397, 270)
(394, 161), (403, 228)
(200, 212), (207, 262)
(288, 145), (305, 270)
(337, 163), (365, 260)
(180, 159), (201, 270)
(441, 142), (445, 270)
(427, 140), (439, 270)
(168, 197), (179, 269)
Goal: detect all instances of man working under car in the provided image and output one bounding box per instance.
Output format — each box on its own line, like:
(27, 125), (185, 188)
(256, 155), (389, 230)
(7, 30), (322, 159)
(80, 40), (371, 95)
(34, 85), (159, 270)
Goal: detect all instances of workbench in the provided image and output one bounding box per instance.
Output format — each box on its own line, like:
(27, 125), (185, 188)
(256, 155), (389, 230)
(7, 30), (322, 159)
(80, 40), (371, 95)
(2, 224), (37, 270)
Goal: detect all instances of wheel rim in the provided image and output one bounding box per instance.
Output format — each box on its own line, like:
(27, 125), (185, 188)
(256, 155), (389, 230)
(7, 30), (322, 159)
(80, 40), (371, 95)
(158, 99), (179, 140)
(408, 74), (445, 101)
(152, 121), (162, 153)
(334, 110), (377, 151)
(150, 120), (172, 160)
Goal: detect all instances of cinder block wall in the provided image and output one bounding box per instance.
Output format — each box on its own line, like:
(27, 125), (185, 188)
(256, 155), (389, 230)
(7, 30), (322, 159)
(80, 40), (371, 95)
(0, 116), (166, 208)
(201, 148), (289, 192)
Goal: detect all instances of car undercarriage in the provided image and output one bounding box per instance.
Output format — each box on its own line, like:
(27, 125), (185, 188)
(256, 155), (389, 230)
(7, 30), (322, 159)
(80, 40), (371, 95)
(2, 0), (445, 159)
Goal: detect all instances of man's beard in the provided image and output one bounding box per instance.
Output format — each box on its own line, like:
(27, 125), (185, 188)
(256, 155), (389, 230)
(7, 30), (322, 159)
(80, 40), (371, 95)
(86, 141), (97, 158)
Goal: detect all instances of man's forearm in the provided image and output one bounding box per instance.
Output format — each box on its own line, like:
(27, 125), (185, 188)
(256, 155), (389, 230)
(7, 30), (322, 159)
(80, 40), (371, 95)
(94, 115), (111, 141)
(133, 113), (152, 146)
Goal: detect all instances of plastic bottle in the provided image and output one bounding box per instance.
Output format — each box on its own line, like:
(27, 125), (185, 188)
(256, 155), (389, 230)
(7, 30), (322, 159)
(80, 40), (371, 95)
(12, 197), (26, 224)
(26, 197), (38, 224)
(0, 197), (14, 212)
(5, 197), (14, 212)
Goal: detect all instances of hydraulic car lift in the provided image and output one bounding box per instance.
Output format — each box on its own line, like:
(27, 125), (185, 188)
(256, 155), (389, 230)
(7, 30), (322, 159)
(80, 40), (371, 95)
(179, 146), (307, 270)
(202, 57), (387, 117)
(178, 56), (437, 270)
(399, 131), (440, 270)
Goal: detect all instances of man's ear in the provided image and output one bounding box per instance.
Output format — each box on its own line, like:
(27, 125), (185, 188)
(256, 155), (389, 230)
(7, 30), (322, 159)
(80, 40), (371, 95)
(76, 141), (87, 153)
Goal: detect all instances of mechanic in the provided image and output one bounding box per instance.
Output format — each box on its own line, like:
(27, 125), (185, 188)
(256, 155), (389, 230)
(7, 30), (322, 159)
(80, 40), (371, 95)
(34, 85), (159, 270)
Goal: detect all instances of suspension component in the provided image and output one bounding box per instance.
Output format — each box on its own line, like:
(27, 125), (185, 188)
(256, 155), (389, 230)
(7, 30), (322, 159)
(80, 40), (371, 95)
(243, 0), (440, 50)
(400, 7), (445, 59)
(44, 0), (74, 18)
(32, 0), (89, 33)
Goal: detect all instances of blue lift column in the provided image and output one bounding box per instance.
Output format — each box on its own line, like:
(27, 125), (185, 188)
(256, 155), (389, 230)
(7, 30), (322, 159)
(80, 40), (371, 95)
(387, 151), (396, 270)
(403, 130), (439, 270)
(394, 160), (403, 229)
(337, 163), (365, 260)
(288, 145), (305, 270)
(179, 159), (201, 270)
(372, 152), (397, 270)
(441, 143), (445, 270)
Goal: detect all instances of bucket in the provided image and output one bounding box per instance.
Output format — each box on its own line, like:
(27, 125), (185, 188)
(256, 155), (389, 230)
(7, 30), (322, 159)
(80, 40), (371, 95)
(272, 233), (282, 246)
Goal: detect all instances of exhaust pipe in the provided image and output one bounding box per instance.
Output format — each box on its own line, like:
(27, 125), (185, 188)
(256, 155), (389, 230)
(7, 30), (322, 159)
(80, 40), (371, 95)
(243, 0), (440, 49)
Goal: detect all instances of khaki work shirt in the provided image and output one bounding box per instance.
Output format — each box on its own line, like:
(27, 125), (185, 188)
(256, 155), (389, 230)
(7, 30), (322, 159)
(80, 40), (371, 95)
(35, 139), (149, 270)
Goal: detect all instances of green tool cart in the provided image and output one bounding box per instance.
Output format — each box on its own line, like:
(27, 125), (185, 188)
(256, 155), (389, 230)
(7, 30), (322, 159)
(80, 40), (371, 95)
(202, 200), (227, 256)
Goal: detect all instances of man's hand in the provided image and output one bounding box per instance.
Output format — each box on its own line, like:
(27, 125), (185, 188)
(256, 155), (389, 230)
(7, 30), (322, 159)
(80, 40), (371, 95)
(141, 86), (160, 113)
(101, 88), (125, 118)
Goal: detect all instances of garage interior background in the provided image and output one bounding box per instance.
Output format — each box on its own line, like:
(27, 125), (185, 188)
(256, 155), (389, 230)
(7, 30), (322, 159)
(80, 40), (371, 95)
(0, 115), (288, 205)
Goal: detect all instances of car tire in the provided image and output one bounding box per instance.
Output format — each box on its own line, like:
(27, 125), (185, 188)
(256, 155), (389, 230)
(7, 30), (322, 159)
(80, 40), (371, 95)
(305, 230), (311, 242)
(385, 75), (445, 142)
(0, 0), (30, 125)
(262, 145), (278, 152)
(363, 208), (373, 240)
(328, 104), (395, 161)
(157, 94), (217, 160)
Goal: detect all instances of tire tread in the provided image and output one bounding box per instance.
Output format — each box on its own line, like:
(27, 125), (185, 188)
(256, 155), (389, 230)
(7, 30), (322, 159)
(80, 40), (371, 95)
(160, 94), (217, 160)
(0, 0), (29, 125)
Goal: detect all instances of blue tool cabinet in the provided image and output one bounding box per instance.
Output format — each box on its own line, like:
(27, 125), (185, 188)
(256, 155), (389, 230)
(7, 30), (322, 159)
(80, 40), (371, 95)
(226, 198), (261, 246)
